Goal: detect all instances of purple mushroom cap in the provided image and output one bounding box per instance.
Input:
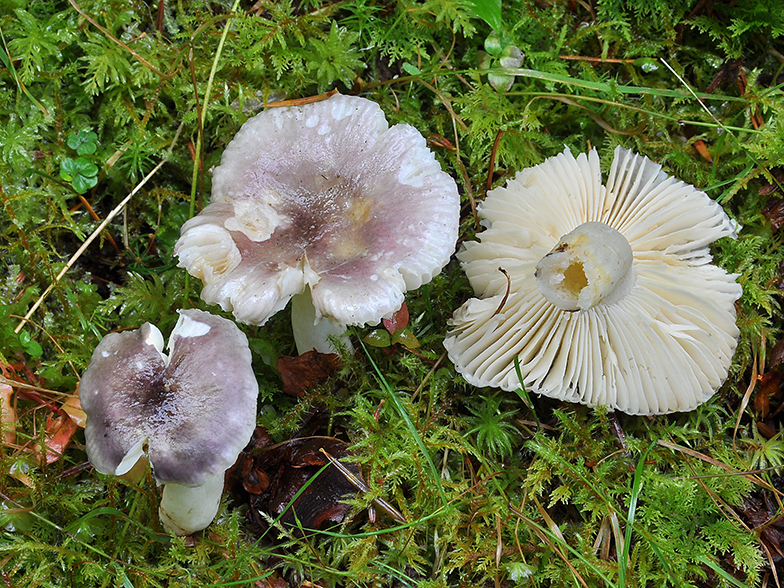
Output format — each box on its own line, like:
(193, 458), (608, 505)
(81, 309), (258, 486)
(174, 94), (460, 329)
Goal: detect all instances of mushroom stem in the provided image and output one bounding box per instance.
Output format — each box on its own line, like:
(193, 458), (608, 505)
(535, 221), (634, 311)
(291, 290), (353, 355)
(158, 473), (225, 536)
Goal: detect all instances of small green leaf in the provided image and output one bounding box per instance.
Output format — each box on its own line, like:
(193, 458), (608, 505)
(633, 57), (659, 73)
(18, 330), (42, 358)
(466, 0), (503, 32)
(71, 173), (98, 194)
(391, 329), (420, 349)
(488, 71), (515, 92)
(362, 329), (391, 347)
(506, 561), (535, 583)
(484, 30), (504, 56)
(67, 129), (98, 156)
(74, 157), (98, 178)
(60, 157), (78, 181)
(401, 62), (421, 76)
(60, 156), (98, 193)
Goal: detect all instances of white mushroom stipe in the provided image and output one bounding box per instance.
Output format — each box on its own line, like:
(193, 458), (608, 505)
(175, 94), (460, 354)
(158, 473), (225, 536)
(445, 146), (742, 415)
(291, 290), (353, 355)
(535, 222), (634, 311)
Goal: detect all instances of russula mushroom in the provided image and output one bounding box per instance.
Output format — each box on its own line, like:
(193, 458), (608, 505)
(80, 309), (258, 535)
(444, 146), (742, 415)
(174, 93), (460, 355)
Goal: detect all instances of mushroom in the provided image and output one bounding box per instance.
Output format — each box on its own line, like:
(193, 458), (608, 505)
(80, 309), (258, 535)
(444, 146), (742, 415)
(174, 94), (460, 355)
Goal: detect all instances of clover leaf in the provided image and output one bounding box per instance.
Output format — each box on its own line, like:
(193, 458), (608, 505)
(60, 157), (99, 193)
(67, 129), (99, 156)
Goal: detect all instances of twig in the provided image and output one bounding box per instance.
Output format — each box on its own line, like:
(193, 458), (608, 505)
(559, 55), (646, 64)
(263, 89), (339, 108)
(319, 448), (407, 523)
(15, 160), (166, 334)
(486, 130), (505, 193)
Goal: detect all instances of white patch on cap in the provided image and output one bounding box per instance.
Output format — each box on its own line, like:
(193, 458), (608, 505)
(172, 313), (212, 339)
(306, 115), (319, 127)
(144, 324), (165, 354)
(398, 159), (427, 187)
(331, 99), (355, 121)
(115, 437), (147, 476)
(224, 195), (289, 243)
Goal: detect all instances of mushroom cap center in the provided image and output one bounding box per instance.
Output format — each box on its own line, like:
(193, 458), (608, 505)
(535, 221), (634, 311)
(228, 171), (377, 278)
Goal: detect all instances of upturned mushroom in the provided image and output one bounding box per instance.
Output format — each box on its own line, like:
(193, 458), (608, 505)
(174, 93), (460, 354)
(444, 146), (742, 415)
(80, 309), (258, 535)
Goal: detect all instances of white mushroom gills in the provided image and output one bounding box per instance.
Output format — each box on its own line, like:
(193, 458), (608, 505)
(535, 221), (634, 311)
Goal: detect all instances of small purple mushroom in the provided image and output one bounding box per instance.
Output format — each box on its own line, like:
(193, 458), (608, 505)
(80, 309), (258, 535)
(174, 94), (460, 354)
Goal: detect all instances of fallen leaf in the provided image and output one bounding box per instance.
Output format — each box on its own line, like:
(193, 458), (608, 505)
(277, 350), (341, 397)
(392, 329), (421, 349)
(382, 302), (409, 335)
(229, 434), (361, 533)
(757, 421), (778, 439)
(756, 371), (784, 417)
(693, 139), (712, 162)
(62, 394), (87, 428)
(755, 340), (784, 417)
(255, 578), (288, 588)
(740, 490), (784, 572)
(0, 383), (17, 446)
(762, 196), (784, 231)
(362, 330), (391, 347)
(36, 412), (78, 464)
(760, 168), (784, 196)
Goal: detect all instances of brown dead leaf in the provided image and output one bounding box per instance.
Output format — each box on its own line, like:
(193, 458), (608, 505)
(228, 434), (361, 533)
(755, 371), (784, 417)
(36, 412), (78, 464)
(754, 339), (784, 417)
(693, 140), (712, 162)
(62, 394), (87, 428)
(760, 168), (784, 197)
(382, 302), (409, 335)
(740, 491), (784, 572)
(0, 383), (17, 446)
(277, 350), (341, 397)
(771, 338), (784, 370)
(255, 578), (288, 588)
(763, 197), (784, 231)
(757, 421), (778, 439)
